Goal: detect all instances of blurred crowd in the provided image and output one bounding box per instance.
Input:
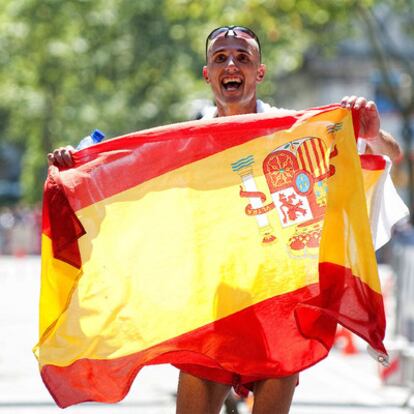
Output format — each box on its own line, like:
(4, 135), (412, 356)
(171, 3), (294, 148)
(0, 205), (41, 256)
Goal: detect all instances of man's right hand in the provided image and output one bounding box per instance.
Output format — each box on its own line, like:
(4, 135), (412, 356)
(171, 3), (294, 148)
(47, 145), (75, 168)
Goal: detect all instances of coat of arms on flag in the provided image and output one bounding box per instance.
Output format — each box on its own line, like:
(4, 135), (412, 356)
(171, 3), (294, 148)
(233, 133), (336, 255)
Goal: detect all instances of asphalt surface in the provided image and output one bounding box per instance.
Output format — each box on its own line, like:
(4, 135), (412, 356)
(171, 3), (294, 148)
(0, 256), (412, 413)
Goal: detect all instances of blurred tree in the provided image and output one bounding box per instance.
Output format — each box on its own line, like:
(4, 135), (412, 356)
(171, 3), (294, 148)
(356, 1), (414, 221)
(0, 0), (204, 202)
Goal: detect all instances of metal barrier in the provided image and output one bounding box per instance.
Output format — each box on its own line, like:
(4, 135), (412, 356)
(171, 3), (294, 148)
(385, 228), (414, 405)
(391, 229), (414, 342)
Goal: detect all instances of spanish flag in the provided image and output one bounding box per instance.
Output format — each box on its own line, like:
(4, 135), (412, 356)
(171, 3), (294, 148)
(35, 105), (387, 407)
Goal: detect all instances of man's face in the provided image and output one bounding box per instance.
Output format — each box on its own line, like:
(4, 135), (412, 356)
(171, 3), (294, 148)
(203, 34), (266, 110)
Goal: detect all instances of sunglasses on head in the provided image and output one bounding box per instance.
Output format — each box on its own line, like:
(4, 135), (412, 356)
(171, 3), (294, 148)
(205, 25), (261, 60)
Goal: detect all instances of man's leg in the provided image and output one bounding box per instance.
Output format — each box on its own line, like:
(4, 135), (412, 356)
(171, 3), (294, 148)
(176, 371), (232, 414)
(251, 374), (298, 414)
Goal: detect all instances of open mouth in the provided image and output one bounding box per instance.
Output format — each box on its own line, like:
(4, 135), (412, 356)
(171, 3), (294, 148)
(222, 77), (243, 91)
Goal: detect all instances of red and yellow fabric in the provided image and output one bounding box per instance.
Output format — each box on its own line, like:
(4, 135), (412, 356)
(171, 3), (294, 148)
(34, 105), (386, 408)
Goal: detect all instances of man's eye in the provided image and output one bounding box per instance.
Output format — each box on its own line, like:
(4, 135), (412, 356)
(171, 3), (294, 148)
(238, 54), (249, 63)
(214, 54), (226, 63)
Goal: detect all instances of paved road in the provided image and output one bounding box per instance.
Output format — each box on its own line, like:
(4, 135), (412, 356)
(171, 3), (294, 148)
(0, 257), (412, 413)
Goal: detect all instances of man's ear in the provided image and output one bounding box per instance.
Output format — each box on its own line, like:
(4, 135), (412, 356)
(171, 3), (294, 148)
(202, 66), (210, 83)
(256, 64), (266, 83)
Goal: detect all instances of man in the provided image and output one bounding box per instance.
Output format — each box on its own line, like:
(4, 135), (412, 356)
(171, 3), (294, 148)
(48, 26), (401, 414)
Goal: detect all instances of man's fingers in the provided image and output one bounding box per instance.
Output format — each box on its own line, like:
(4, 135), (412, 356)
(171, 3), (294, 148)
(61, 147), (75, 167)
(354, 97), (367, 110)
(47, 153), (55, 166)
(49, 146), (75, 168)
(345, 95), (358, 108)
(341, 96), (375, 111)
(52, 148), (65, 166)
(341, 95), (358, 107)
(366, 100), (377, 111)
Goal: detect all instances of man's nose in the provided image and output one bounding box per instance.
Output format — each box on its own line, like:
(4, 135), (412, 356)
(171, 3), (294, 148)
(225, 56), (238, 70)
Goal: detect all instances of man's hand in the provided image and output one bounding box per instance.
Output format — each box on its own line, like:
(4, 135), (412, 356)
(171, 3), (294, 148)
(341, 95), (401, 161)
(340, 95), (380, 140)
(47, 145), (75, 168)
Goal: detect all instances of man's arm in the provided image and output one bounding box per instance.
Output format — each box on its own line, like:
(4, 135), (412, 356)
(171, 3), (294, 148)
(364, 129), (401, 162)
(341, 95), (402, 162)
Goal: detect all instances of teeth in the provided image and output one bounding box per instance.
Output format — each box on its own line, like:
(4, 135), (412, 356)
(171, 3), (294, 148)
(223, 78), (242, 84)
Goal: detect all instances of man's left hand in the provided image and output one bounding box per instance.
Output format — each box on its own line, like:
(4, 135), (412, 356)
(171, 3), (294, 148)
(341, 95), (402, 161)
(341, 95), (380, 141)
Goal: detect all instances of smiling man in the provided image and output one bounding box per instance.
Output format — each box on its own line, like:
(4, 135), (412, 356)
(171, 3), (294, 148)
(173, 26), (300, 414)
(47, 25), (401, 414)
(202, 26), (266, 117)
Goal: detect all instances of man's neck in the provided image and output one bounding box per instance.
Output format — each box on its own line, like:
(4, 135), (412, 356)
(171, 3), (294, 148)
(216, 99), (257, 117)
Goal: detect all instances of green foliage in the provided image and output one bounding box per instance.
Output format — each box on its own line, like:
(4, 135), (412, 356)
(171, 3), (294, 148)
(0, 0), (206, 202)
(0, 0), (411, 202)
